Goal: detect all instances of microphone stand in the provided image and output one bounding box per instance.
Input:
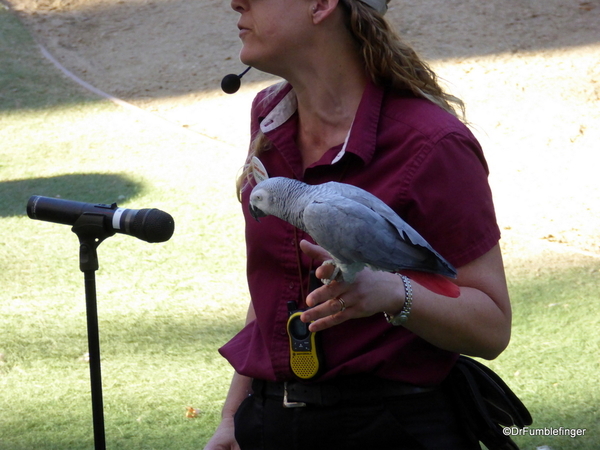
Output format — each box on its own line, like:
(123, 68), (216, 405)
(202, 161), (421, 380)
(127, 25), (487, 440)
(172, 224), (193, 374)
(72, 213), (116, 450)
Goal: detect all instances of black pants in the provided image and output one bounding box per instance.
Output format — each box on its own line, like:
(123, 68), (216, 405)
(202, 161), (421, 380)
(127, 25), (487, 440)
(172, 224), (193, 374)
(234, 381), (481, 450)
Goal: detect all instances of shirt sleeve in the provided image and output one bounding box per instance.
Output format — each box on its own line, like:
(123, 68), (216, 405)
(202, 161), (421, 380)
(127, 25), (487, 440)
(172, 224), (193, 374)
(403, 130), (501, 268)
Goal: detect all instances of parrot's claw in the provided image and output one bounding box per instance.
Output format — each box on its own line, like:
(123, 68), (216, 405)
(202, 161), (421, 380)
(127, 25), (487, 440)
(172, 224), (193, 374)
(320, 260), (342, 285)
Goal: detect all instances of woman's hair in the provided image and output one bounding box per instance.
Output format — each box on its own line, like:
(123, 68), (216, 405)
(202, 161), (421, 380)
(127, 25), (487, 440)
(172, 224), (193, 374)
(236, 0), (465, 200)
(340, 0), (465, 118)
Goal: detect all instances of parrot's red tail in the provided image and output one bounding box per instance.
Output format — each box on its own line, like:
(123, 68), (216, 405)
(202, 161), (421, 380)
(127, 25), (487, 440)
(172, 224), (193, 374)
(399, 270), (461, 298)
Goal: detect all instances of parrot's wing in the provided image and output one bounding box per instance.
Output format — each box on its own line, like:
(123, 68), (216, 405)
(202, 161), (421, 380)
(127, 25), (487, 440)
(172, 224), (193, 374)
(322, 182), (457, 278)
(322, 182), (430, 247)
(303, 196), (438, 275)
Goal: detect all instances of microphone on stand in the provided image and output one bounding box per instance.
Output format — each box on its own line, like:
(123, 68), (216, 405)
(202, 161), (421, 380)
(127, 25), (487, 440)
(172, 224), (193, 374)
(27, 196), (175, 243)
(221, 66), (251, 94)
(26, 195), (174, 450)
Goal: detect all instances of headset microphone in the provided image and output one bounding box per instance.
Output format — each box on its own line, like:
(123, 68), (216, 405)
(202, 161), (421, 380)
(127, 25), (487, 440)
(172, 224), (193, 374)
(221, 66), (251, 94)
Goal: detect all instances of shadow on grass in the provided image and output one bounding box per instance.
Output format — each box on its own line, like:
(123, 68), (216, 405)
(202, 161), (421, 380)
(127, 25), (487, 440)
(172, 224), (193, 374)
(2, 0), (600, 112)
(2, 254), (599, 449)
(0, 7), (98, 112)
(485, 255), (600, 450)
(0, 310), (243, 450)
(0, 173), (146, 218)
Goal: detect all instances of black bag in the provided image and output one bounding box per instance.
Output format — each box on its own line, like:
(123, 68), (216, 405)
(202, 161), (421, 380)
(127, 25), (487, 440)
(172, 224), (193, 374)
(444, 356), (533, 450)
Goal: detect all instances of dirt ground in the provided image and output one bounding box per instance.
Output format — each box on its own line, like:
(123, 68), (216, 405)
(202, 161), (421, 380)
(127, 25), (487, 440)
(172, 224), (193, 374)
(5, 0), (600, 261)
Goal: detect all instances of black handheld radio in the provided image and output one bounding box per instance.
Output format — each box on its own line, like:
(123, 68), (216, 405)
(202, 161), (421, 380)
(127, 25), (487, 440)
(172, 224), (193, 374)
(286, 272), (325, 380)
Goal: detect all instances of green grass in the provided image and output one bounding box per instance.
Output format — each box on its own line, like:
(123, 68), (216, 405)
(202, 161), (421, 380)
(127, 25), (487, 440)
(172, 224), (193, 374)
(1, 6), (247, 449)
(0, 4), (92, 112)
(485, 259), (600, 449)
(1, 6), (599, 450)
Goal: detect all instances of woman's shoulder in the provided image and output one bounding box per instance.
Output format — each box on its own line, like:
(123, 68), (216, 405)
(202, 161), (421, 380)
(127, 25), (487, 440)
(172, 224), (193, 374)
(381, 92), (473, 143)
(375, 91), (488, 174)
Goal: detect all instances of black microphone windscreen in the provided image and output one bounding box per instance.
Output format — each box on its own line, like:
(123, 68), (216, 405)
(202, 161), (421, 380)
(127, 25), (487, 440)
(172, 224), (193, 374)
(130, 209), (175, 243)
(221, 74), (241, 94)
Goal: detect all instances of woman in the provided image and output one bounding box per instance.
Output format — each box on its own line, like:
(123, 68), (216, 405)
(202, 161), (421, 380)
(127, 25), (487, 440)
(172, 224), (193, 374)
(205, 0), (511, 448)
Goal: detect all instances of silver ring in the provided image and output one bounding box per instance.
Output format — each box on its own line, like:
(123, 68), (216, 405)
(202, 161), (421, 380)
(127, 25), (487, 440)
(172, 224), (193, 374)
(336, 297), (346, 312)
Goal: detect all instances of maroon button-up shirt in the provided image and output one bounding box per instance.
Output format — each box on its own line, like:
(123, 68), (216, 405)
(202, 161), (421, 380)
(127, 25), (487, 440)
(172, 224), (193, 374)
(219, 81), (500, 385)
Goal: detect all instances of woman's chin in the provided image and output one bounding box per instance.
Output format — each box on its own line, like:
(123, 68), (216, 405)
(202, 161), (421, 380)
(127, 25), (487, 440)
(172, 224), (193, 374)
(239, 48), (257, 67)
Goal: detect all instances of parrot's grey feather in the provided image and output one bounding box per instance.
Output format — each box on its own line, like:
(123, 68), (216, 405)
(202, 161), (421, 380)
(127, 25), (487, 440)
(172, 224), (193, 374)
(248, 177), (457, 283)
(320, 181), (440, 254)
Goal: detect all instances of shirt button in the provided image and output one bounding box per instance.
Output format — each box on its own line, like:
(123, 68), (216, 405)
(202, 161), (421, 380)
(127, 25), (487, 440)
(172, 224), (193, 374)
(289, 283), (294, 290)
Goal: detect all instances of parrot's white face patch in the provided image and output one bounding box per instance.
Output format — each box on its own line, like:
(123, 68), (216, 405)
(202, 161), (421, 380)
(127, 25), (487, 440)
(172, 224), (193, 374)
(252, 157), (269, 183)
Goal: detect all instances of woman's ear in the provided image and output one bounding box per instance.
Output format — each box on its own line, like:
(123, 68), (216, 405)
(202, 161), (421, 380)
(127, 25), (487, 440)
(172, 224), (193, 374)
(310, 0), (341, 23)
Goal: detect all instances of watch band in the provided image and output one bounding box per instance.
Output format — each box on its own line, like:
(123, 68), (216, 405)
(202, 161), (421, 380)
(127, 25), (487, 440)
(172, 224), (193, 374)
(384, 274), (413, 326)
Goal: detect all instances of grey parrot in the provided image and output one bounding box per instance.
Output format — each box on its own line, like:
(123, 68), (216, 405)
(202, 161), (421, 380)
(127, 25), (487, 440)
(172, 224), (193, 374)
(248, 177), (459, 296)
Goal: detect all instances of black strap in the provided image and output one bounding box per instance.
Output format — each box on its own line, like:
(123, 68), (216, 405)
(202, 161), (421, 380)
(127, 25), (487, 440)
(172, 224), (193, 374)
(444, 356), (533, 450)
(254, 376), (434, 407)
(459, 357), (532, 427)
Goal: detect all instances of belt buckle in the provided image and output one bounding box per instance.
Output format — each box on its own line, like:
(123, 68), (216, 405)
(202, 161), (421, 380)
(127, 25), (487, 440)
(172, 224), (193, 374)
(283, 382), (306, 408)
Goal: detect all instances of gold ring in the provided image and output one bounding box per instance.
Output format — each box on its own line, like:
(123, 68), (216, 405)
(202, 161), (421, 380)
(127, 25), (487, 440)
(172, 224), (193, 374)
(336, 297), (346, 312)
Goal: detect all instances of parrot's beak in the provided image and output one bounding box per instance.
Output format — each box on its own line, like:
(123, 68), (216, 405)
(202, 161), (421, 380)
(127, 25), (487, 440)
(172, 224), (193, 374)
(249, 203), (267, 222)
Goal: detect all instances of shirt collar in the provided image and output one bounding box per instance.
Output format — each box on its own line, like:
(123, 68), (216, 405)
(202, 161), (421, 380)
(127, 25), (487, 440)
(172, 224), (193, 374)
(341, 80), (383, 166)
(260, 85), (297, 133)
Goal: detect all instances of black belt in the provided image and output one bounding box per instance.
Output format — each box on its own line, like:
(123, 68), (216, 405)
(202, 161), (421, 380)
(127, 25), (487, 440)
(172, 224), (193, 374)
(252, 376), (435, 408)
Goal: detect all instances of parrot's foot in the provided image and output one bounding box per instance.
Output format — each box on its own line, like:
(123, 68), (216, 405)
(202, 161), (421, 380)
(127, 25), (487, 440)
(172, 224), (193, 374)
(320, 260), (342, 285)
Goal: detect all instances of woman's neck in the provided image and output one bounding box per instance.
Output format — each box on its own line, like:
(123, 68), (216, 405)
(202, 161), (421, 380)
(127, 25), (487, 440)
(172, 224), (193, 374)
(291, 58), (368, 170)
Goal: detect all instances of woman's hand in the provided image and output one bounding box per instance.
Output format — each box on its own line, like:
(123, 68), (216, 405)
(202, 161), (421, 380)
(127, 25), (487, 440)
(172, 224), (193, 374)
(203, 417), (240, 450)
(299, 240), (405, 332)
(204, 371), (251, 450)
(299, 239), (512, 359)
